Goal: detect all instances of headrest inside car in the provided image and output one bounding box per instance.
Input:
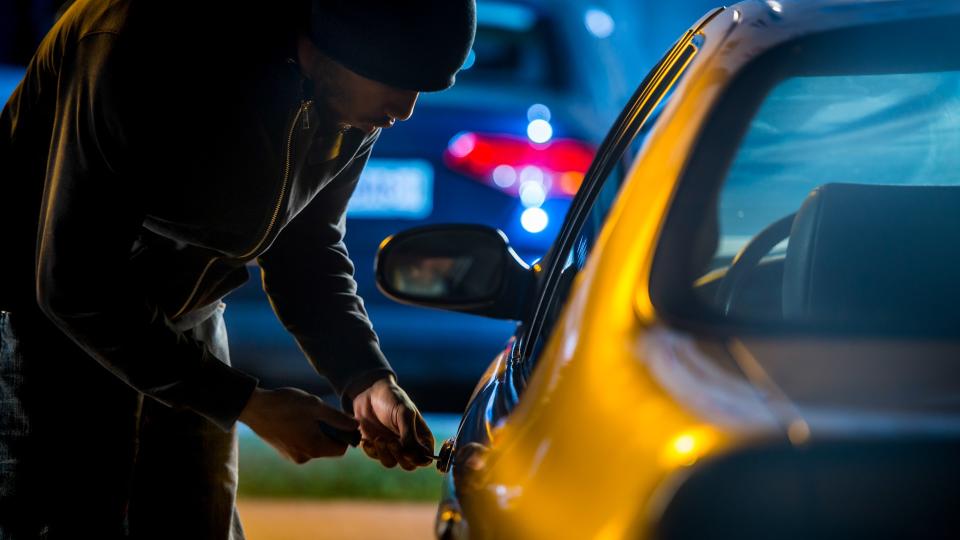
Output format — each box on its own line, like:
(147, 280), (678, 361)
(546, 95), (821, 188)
(782, 183), (960, 332)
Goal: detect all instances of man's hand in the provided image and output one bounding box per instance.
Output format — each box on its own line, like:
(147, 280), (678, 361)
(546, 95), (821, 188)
(352, 376), (435, 470)
(239, 387), (359, 464)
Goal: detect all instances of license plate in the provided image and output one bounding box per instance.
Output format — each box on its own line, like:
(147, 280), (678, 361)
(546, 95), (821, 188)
(347, 158), (433, 219)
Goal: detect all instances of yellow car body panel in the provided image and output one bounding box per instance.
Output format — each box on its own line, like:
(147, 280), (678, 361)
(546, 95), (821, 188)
(455, 5), (779, 538)
(429, 2), (960, 538)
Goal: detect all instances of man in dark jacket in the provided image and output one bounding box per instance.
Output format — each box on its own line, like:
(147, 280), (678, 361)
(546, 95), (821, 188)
(0, 0), (476, 537)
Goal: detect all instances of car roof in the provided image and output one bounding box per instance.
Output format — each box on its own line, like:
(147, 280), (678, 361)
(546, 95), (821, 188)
(759, 0), (960, 14)
(676, 0), (960, 98)
(725, 0), (960, 45)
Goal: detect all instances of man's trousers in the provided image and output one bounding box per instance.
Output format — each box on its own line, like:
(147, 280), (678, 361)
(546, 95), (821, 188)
(0, 304), (245, 539)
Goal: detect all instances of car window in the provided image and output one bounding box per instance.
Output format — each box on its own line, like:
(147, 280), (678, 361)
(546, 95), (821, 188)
(716, 71), (960, 261)
(712, 70), (960, 328)
(535, 162), (625, 341)
(457, 2), (565, 90)
(652, 23), (960, 335)
(519, 29), (702, 365)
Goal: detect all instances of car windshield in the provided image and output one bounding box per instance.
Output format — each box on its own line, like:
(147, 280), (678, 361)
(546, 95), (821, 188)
(678, 67), (960, 333)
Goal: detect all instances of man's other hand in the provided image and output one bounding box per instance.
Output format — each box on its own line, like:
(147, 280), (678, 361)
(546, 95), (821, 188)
(239, 387), (359, 464)
(352, 376), (435, 470)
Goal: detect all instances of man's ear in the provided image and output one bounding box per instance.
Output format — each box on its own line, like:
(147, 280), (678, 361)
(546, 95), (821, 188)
(295, 34), (321, 80)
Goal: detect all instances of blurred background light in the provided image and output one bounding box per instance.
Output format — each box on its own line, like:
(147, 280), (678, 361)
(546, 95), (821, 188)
(584, 8), (615, 39)
(521, 207), (549, 233)
(492, 164), (517, 188)
(448, 132), (476, 158)
(461, 49), (477, 71)
(443, 134), (591, 196)
(526, 103), (552, 123)
(479, 1), (537, 31)
(527, 118), (553, 143)
(519, 181), (547, 208)
(558, 171), (585, 196)
(519, 165), (545, 186)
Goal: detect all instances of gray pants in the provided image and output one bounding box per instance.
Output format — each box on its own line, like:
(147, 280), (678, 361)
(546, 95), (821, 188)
(0, 305), (244, 540)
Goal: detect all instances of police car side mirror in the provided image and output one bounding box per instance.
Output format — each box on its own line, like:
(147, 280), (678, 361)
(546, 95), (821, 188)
(375, 224), (533, 320)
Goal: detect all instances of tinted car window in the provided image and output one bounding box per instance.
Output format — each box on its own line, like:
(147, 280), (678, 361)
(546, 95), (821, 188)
(717, 71), (960, 262)
(561, 165), (624, 275)
(665, 64), (960, 334)
(536, 163), (624, 336)
(457, 3), (564, 90)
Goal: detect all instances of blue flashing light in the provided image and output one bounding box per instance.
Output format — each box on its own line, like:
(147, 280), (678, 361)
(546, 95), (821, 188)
(527, 103), (551, 123)
(521, 207), (549, 233)
(519, 181), (546, 208)
(527, 119), (553, 144)
(584, 8), (615, 39)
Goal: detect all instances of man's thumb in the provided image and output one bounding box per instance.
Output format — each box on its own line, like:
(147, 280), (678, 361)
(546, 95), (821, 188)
(398, 407), (432, 453)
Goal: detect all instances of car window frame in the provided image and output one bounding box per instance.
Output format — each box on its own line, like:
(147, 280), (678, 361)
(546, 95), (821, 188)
(513, 12), (718, 367)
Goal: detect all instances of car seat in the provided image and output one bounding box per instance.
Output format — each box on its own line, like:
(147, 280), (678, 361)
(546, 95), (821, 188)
(782, 183), (960, 332)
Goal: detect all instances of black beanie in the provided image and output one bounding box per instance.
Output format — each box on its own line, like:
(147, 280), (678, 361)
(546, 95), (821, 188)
(308, 0), (477, 92)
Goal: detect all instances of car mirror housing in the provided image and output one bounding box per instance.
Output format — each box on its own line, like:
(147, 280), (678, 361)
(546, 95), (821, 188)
(375, 224), (533, 320)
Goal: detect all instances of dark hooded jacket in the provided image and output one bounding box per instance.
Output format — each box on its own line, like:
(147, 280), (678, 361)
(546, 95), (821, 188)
(0, 0), (394, 430)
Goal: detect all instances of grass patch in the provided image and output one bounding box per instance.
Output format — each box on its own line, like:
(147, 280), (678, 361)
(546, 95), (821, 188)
(237, 414), (458, 501)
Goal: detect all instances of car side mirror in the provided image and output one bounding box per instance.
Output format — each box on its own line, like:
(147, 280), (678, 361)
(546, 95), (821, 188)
(375, 224), (533, 320)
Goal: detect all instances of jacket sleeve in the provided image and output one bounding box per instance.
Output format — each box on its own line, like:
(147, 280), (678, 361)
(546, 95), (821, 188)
(35, 33), (258, 431)
(257, 133), (395, 408)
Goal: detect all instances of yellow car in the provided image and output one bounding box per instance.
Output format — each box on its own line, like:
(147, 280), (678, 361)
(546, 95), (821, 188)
(376, 1), (960, 538)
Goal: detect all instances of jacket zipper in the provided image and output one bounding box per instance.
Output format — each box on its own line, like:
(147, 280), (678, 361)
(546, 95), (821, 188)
(236, 99), (311, 259)
(171, 99), (312, 320)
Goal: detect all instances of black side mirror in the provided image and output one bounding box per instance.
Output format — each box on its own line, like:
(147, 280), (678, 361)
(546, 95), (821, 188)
(375, 224), (533, 320)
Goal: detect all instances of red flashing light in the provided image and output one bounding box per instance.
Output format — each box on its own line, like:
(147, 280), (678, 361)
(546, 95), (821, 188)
(444, 132), (595, 198)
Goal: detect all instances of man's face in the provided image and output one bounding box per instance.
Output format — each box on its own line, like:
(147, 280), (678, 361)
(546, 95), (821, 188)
(298, 35), (420, 134)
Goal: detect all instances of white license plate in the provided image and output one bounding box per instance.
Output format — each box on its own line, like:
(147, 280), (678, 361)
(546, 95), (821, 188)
(347, 158), (433, 219)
